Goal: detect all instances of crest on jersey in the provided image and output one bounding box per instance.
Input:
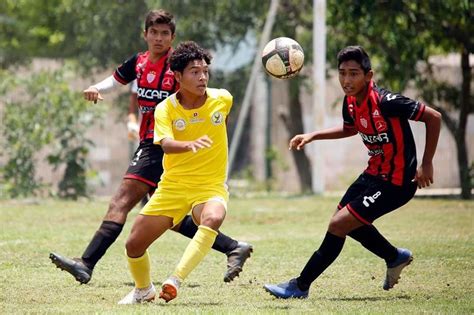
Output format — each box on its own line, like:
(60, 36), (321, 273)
(360, 117), (368, 129)
(211, 111), (224, 125)
(147, 71), (156, 83)
(174, 118), (186, 131)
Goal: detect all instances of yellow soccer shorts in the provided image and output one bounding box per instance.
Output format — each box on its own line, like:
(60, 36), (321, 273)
(140, 180), (229, 227)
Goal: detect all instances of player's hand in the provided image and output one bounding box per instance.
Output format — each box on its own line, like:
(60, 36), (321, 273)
(412, 162), (434, 188)
(127, 121), (139, 141)
(188, 135), (213, 153)
(289, 133), (312, 151)
(83, 86), (104, 104)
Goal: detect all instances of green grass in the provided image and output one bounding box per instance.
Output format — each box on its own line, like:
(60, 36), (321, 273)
(0, 196), (473, 314)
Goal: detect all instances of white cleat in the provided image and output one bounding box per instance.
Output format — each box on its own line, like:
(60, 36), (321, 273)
(159, 276), (181, 303)
(118, 284), (156, 304)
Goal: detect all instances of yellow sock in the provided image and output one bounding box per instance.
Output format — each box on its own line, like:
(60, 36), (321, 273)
(174, 225), (218, 281)
(127, 250), (151, 289)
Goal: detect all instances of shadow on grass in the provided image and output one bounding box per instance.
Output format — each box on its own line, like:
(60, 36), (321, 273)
(329, 294), (411, 302)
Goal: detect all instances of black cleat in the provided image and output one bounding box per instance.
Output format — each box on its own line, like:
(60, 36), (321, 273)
(224, 242), (253, 282)
(49, 252), (92, 284)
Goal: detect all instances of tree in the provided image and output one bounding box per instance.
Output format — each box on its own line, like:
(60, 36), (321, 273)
(0, 0), (148, 70)
(327, 0), (473, 199)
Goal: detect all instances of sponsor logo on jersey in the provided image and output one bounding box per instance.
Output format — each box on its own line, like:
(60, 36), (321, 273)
(211, 111), (224, 125)
(359, 132), (389, 144)
(375, 120), (387, 132)
(147, 71), (156, 83)
(368, 148), (384, 156)
(162, 77), (174, 90)
(362, 191), (381, 207)
(139, 106), (156, 114)
(137, 87), (170, 101)
(373, 109), (380, 117)
(174, 118), (186, 131)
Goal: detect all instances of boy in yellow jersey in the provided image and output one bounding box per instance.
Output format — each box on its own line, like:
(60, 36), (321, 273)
(118, 41), (233, 304)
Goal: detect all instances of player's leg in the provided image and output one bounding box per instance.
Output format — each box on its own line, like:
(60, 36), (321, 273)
(345, 176), (417, 290)
(118, 214), (173, 304)
(172, 215), (253, 282)
(160, 198), (226, 302)
(50, 178), (150, 284)
(264, 207), (362, 299)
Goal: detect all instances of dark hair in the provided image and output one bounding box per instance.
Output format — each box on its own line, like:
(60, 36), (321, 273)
(169, 41), (212, 72)
(144, 9), (176, 34)
(337, 46), (372, 73)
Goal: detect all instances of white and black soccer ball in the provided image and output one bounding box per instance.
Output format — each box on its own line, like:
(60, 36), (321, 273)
(261, 37), (304, 79)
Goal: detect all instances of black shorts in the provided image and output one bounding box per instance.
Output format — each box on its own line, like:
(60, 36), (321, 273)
(338, 173), (417, 224)
(124, 139), (164, 188)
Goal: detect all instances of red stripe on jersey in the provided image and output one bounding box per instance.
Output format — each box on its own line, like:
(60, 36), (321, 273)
(124, 174), (157, 187)
(346, 203), (371, 225)
(113, 72), (128, 85)
(388, 118), (405, 185)
(414, 103), (426, 121)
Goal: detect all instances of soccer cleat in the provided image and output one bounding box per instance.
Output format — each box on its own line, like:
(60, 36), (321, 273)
(118, 284), (156, 304)
(383, 248), (413, 290)
(263, 278), (309, 299)
(159, 276), (181, 303)
(224, 242), (253, 282)
(49, 252), (92, 284)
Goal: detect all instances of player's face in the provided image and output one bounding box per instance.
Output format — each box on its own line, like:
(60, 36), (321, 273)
(338, 60), (373, 101)
(175, 59), (209, 96)
(143, 24), (175, 57)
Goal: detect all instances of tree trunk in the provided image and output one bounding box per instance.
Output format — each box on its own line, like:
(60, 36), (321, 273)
(280, 79), (312, 192)
(457, 48), (472, 199)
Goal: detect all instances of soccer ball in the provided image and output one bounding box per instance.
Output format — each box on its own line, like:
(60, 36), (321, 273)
(261, 37), (304, 79)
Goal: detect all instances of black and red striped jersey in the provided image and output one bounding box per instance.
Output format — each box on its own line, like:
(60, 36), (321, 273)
(342, 80), (426, 186)
(113, 49), (179, 141)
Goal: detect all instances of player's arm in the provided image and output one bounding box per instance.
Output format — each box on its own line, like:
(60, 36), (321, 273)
(83, 75), (122, 103)
(127, 80), (140, 140)
(289, 125), (357, 151)
(160, 136), (213, 154)
(413, 106), (442, 188)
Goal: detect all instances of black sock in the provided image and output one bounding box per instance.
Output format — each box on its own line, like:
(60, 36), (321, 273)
(177, 215), (238, 254)
(296, 232), (345, 291)
(348, 225), (398, 263)
(81, 221), (124, 270)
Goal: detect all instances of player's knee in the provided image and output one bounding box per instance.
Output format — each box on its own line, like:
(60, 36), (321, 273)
(200, 213), (225, 230)
(327, 218), (347, 237)
(125, 238), (145, 258)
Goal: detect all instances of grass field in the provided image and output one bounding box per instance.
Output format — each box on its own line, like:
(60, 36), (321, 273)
(1, 195), (473, 314)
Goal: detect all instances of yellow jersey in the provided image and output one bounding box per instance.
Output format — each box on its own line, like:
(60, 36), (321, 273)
(154, 88), (233, 185)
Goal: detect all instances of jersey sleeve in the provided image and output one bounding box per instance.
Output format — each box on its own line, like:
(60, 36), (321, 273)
(154, 101), (174, 145)
(219, 89), (233, 115)
(342, 96), (355, 129)
(113, 54), (138, 85)
(379, 91), (426, 121)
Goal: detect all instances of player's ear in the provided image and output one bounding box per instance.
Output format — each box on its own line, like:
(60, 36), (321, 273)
(143, 29), (147, 41)
(174, 71), (182, 83)
(365, 69), (373, 82)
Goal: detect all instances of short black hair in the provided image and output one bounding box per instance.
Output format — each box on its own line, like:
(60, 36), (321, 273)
(144, 9), (176, 34)
(169, 41), (212, 73)
(337, 46), (372, 73)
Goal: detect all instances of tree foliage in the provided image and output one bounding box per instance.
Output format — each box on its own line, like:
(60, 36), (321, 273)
(327, 0), (473, 199)
(0, 68), (104, 199)
(0, 0), (148, 71)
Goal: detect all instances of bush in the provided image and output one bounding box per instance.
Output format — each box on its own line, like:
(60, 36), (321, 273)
(0, 67), (103, 199)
